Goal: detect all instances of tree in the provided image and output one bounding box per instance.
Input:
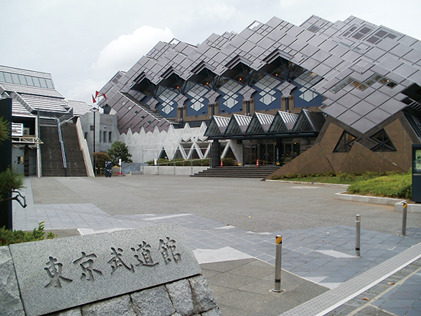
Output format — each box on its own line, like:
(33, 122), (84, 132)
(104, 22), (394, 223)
(0, 117), (23, 201)
(0, 117), (8, 142)
(93, 152), (110, 175)
(107, 141), (132, 165)
(0, 116), (24, 229)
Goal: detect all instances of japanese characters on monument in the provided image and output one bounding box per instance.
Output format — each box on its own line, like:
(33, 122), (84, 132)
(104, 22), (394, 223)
(9, 225), (200, 316)
(43, 236), (182, 288)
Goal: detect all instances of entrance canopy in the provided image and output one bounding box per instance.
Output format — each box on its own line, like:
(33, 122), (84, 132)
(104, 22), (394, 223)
(205, 109), (325, 140)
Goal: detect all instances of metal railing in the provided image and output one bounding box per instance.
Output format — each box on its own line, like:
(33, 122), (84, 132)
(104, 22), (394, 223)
(56, 118), (68, 176)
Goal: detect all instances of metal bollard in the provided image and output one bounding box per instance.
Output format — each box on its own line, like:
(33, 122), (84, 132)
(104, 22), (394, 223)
(356, 214), (361, 257)
(402, 202), (408, 236)
(271, 235), (283, 293)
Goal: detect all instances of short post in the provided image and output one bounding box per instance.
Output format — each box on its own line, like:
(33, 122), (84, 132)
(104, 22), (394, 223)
(356, 214), (361, 257)
(402, 202), (407, 236)
(272, 235), (283, 293)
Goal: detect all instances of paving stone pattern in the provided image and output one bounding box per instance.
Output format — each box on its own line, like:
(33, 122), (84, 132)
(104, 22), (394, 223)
(326, 258), (421, 316)
(12, 178), (421, 315)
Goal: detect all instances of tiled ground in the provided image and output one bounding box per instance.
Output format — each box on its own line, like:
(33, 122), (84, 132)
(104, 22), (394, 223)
(13, 178), (421, 315)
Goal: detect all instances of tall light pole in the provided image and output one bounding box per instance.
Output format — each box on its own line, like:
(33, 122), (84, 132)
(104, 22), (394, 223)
(91, 91), (106, 175)
(91, 106), (99, 174)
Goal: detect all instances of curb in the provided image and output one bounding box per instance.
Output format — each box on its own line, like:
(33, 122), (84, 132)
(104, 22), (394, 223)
(265, 179), (349, 188)
(335, 193), (421, 213)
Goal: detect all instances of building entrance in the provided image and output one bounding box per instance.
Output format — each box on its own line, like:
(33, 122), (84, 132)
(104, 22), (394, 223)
(243, 139), (300, 165)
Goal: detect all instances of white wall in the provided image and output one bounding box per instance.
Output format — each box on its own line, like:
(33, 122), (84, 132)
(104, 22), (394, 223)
(119, 122), (211, 163)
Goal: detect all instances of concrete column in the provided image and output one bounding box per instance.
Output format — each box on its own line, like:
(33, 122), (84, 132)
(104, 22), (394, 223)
(210, 140), (221, 168)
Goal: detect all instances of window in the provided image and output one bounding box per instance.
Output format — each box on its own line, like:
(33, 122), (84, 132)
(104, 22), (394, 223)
(103, 131), (106, 143)
(308, 25), (320, 33)
(18, 74), (27, 85)
(46, 79), (54, 89)
(11, 73), (20, 84)
(371, 130), (396, 152)
(108, 131), (112, 143)
(352, 26), (373, 40)
(334, 131), (357, 152)
(0, 71), (54, 89)
(32, 77), (41, 87)
(39, 78), (48, 88)
(366, 28), (397, 45)
(84, 132), (88, 139)
(4, 72), (12, 83)
(26, 76), (34, 86)
(330, 73), (397, 93)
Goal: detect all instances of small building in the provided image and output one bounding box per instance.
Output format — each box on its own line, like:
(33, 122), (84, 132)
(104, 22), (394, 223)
(0, 65), (92, 176)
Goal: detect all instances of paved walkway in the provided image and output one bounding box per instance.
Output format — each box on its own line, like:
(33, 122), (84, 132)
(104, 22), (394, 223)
(12, 176), (421, 315)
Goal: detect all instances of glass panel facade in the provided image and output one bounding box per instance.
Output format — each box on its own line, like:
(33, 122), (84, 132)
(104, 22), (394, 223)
(331, 73), (397, 93)
(0, 71), (54, 89)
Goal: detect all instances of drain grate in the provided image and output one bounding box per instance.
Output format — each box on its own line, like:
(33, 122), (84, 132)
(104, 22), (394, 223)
(281, 242), (421, 316)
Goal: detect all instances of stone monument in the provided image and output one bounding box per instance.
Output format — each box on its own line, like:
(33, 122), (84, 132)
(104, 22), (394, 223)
(0, 224), (220, 316)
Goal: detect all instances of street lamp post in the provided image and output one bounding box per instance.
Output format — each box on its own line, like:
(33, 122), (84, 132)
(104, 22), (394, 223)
(91, 91), (106, 176)
(91, 106), (99, 174)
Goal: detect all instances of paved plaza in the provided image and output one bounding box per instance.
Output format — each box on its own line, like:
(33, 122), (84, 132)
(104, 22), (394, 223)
(12, 175), (421, 315)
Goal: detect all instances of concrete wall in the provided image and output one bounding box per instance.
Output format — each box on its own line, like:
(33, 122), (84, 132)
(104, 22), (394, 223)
(79, 112), (119, 155)
(76, 118), (94, 177)
(269, 116), (417, 178)
(142, 166), (209, 176)
(119, 122), (211, 164)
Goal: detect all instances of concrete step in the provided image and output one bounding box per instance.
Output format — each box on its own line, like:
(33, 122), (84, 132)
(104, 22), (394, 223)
(191, 166), (280, 179)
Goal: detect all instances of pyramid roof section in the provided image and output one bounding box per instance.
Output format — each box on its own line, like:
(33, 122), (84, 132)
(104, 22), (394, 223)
(100, 15), (421, 135)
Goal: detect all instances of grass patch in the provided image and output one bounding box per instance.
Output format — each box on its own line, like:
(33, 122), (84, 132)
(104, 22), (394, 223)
(347, 173), (411, 199)
(272, 171), (390, 184)
(274, 171), (412, 199)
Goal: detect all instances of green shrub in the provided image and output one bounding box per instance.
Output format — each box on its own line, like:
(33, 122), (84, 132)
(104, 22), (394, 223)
(0, 222), (55, 246)
(222, 158), (235, 166)
(347, 173), (412, 199)
(0, 168), (23, 200)
(146, 158), (210, 166)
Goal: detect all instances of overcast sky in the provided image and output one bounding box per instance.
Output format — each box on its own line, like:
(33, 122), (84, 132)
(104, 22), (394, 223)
(1, 0), (420, 104)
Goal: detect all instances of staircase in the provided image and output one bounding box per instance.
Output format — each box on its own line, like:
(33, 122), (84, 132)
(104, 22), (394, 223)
(191, 165), (280, 179)
(61, 123), (87, 176)
(40, 123), (87, 177)
(40, 125), (64, 176)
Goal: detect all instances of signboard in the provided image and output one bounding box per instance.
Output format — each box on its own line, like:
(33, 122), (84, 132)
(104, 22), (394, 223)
(414, 148), (421, 174)
(9, 225), (200, 316)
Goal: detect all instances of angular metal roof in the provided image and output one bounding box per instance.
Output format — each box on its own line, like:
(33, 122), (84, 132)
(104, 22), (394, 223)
(268, 111), (299, 133)
(100, 15), (421, 135)
(205, 110), (324, 139)
(225, 114), (252, 136)
(204, 116), (231, 136)
(0, 65), (77, 119)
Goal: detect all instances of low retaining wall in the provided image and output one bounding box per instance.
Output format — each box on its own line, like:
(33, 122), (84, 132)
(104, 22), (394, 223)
(334, 192), (404, 205)
(142, 166), (209, 176)
(1, 225), (220, 316)
(335, 192), (421, 213)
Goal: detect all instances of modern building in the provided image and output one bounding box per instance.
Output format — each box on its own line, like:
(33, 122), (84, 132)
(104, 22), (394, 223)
(98, 15), (421, 175)
(0, 65), (92, 176)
